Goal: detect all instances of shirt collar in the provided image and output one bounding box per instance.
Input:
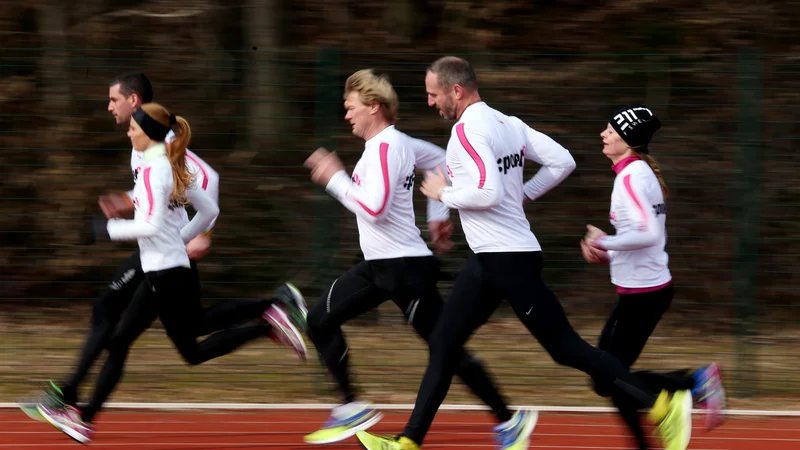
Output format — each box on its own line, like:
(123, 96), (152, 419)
(143, 143), (167, 162)
(365, 124), (395, 145)
(612, 155), (640, 174)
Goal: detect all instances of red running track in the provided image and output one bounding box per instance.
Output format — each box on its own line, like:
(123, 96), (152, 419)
(2, 409), (799, 449)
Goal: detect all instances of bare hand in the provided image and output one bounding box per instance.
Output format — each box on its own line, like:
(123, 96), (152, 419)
(186, 233), (212, 260)
(420, 166), (449, 201)
(305, 148), (345, 186)
(304, 147), (330, 170)
(98, 192), (134, 219)
(581, 238), (608, 264)
(584, 224), (607, 247)
(429, 220), (454, 254)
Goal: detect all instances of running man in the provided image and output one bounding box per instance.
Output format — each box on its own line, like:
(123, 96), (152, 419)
(302, 69), (532, 447)
(357, 57), (693, 450)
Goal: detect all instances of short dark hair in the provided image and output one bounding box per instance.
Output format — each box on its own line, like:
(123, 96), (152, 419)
(110, 72), (153, 103)
(427, 56), (478, 90)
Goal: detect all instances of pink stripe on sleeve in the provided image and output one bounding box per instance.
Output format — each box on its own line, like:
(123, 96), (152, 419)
(355, 142), (391, 216)
(623, 174), (648, 230)
(185, 151), (209, 190)
(143, 167), (155, 221)
(456, 123), (486, 188)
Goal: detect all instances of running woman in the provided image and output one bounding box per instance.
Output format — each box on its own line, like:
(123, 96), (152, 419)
(357, 57), (692, 450)
(18, 73), (307, 422)
(302, 69), (530, 447)
(581, 104), (726, 449)
(35, 103), (308, 444)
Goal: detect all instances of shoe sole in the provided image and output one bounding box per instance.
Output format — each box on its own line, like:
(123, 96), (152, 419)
(306, 412), (384, 445)
(37, 405), (91, 445)
(266, 306), (309, 360)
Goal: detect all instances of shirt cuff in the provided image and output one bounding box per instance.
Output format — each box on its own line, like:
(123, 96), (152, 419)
(325, 170), (351, 198)
(439, 186), (455, 208)
(592, 236), (607, 250)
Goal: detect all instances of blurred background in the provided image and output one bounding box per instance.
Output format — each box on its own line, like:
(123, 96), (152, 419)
(1, 0), (799, 408)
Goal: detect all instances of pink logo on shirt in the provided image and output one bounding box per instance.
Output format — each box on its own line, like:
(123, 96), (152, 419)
(610, 211), (616, 222)
(446, 165), (454, 179)
(352, 173), (361, 186)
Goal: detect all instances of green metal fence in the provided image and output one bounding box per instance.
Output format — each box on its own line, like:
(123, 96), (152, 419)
(1, 48), (797, 407)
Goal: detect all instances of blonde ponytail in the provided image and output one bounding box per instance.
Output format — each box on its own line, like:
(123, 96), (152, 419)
(636, 151), (668, 200)
(168, 116), (193, 205)
(138, 103), (194, 206)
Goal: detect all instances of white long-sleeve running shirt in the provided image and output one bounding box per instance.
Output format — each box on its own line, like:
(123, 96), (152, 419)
(439, 102), (576, 253)
(593, 156), (672, 292)
(109, 143), (219, 272)
(128, 130), (220, 233)
(325, 125), (450, 261)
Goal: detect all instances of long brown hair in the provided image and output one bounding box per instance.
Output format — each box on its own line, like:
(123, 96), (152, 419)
(633, 150), (669, 200)
(140, 103), (193, 205)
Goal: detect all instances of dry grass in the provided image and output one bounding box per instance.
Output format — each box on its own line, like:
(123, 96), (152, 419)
(2, 303), (799, 409)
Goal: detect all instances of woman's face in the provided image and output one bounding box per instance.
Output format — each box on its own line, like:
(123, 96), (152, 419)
(600, 123), (631, 163)
(128, 118), (153, 152)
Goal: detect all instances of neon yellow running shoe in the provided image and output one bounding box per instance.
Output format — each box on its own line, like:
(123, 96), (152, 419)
(355, 431), (419, 450)
(304, 402), (383, 444)
(649, 390), (692, 450)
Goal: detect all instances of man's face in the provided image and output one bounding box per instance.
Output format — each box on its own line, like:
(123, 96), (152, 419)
(344, 91), (377, 139)
(425, 71), (457, 120)
(108, 83), (138, 126)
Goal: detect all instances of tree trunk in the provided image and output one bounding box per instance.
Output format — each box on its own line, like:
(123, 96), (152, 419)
(244, 0), (283, 155)
(36, 1), (70, 114)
